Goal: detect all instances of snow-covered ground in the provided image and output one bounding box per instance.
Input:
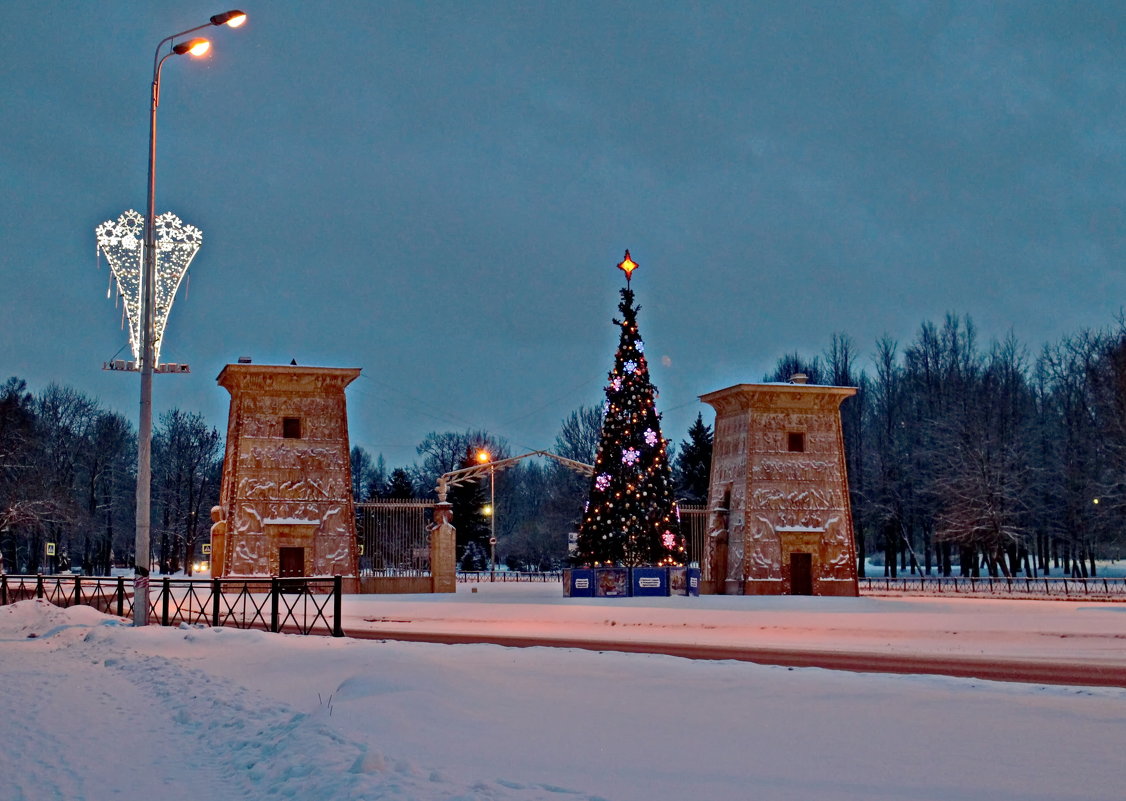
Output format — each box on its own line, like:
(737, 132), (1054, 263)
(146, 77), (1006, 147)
(3, 586), (1126, 801)
(343, 582), (1126, 670)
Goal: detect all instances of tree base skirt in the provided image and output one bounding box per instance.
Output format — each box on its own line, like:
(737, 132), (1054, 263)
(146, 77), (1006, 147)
(564, 567), (700, 597)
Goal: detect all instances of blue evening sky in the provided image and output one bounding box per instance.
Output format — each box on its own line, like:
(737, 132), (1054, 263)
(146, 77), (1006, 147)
(2, 1), (1123, 470)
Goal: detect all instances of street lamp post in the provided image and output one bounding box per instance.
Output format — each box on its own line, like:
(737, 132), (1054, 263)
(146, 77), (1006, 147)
(134, 10), (247, 626)
(477, 450), (496, 581)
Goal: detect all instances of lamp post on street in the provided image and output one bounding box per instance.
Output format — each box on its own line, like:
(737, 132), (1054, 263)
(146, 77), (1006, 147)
(133, 10), (247, 626)
(477, 450), (496, 581)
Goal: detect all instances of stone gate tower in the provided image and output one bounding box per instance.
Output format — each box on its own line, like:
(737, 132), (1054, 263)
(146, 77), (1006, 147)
(700, 377), (858, 596)
(211, 363), (360, 580)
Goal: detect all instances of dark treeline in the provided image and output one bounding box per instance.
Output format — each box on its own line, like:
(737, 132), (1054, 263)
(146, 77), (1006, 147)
(7, 313), (1126, 576)
(770, 316), (1126, 578)
(0, 378), (221, 574)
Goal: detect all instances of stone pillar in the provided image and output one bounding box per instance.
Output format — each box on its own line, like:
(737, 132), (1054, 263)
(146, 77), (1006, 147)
(430, 501), (456, 593)
(208, 505), (227, 576)
(701, 506), (729, 595)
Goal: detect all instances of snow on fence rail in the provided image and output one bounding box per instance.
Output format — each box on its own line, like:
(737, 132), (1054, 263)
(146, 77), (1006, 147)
(0, 574), (344, 636)
(860, 575), (1126, 600)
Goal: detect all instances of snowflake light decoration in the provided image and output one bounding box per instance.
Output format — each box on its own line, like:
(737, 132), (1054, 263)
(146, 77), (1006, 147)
(661, 531), (677, 549)
(96, 209), (202, 366)
(636, 340), (644, 354)
(623, 359), (638, 373)
(595, 473), (611, 491)
(611, 376), (623, 391)
(644, 428), (658, 447)
(622, 448), (640, 466)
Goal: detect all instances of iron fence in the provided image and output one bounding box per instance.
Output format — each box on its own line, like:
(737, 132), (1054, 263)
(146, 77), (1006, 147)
(356, 500), (433, 577)
(0, 573), (344, 636)
(860, 575), (1126, 600)
(679, 504), (706, 568)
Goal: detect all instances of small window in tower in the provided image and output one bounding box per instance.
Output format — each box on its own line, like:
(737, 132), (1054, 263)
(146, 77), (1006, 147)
(282, 417), (302, 439)
(787, 432), (805, 453)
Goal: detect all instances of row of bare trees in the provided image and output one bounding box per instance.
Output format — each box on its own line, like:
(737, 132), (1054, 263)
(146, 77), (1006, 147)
(775, 316), (1126, 578)
(0, 378), (220, 575)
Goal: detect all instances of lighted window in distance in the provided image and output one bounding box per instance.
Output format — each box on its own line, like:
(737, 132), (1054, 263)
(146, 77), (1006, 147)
(282, 417), (302, 439)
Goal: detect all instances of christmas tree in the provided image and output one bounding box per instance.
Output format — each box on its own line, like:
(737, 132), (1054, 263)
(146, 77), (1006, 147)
(575, 251), (685, 567)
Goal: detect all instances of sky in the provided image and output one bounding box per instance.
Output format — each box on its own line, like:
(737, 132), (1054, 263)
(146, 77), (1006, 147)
(4, 588), (1126, 800)
(2, 1), (1124, 472)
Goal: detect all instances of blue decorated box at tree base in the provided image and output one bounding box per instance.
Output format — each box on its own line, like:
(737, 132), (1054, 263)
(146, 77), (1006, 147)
(632, 567), (670, 596)
(563, 566), (700, 597)
(563, 568), (594, 597)
(595, 567), (630, 597)
(686, 566), (701, 596)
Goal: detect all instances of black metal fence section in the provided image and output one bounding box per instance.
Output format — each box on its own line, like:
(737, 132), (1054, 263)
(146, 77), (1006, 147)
(860, 575), (1126, 600)
(0, 574), (345, 636)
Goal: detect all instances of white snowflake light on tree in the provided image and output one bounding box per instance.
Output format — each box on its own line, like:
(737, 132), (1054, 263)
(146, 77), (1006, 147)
(611, 376), (623, 391)
(595, 473), (611, 491)
(644, 428), (658, 447)
(623, 360), (638, 373)
(636, 340), (644, 353)
(661, 531), (677, 549)
(622, 447), (640, 466)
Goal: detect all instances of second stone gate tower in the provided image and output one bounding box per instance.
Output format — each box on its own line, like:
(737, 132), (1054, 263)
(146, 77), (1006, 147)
(700, 377), (858, 596)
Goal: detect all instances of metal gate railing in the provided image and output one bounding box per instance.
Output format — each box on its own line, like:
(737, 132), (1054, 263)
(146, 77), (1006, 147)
(0, 573), (344, 636)
(678, 504), (706, 568)
(356, 500), (434, 576)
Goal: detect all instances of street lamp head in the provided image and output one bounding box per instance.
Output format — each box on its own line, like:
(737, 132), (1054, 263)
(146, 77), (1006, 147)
(477, 450), (490, 464)
(172, 38), (211, 56)
(210, 10), (247, 27)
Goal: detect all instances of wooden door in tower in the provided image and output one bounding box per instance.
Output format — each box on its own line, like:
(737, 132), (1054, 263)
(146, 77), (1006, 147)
(279, 547), (305, 578)
(790, 552), (813, 595)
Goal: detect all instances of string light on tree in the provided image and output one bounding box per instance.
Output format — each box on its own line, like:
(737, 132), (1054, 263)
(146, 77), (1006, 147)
(575, 250), (685, 567)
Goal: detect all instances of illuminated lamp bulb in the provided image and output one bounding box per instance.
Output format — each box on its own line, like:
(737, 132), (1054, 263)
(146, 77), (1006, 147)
(210, 10), (248, 27)
(173, 38), (211, 56)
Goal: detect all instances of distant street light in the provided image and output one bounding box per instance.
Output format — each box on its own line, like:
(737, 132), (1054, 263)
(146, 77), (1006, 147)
(477, 450), (496, 580)
(133, 11), (247, 627)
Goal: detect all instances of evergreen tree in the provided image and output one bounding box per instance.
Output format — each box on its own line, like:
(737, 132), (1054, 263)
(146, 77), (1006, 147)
(576, 252), (684, 566)
(674, 413), (713, 504)
(384, 468), (415, 499)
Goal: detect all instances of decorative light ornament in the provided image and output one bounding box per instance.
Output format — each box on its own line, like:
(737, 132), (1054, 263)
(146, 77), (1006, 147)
(636, 340), (644, 353)
(622, 448), (640, 466)
(617, 249), (638, 284)
(623, 359), (638, 373)
(595, 473), (611, 491)
(96, 209), (202, 366)
(662, 531), (677, 549)
(644, 428), (658, 447)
